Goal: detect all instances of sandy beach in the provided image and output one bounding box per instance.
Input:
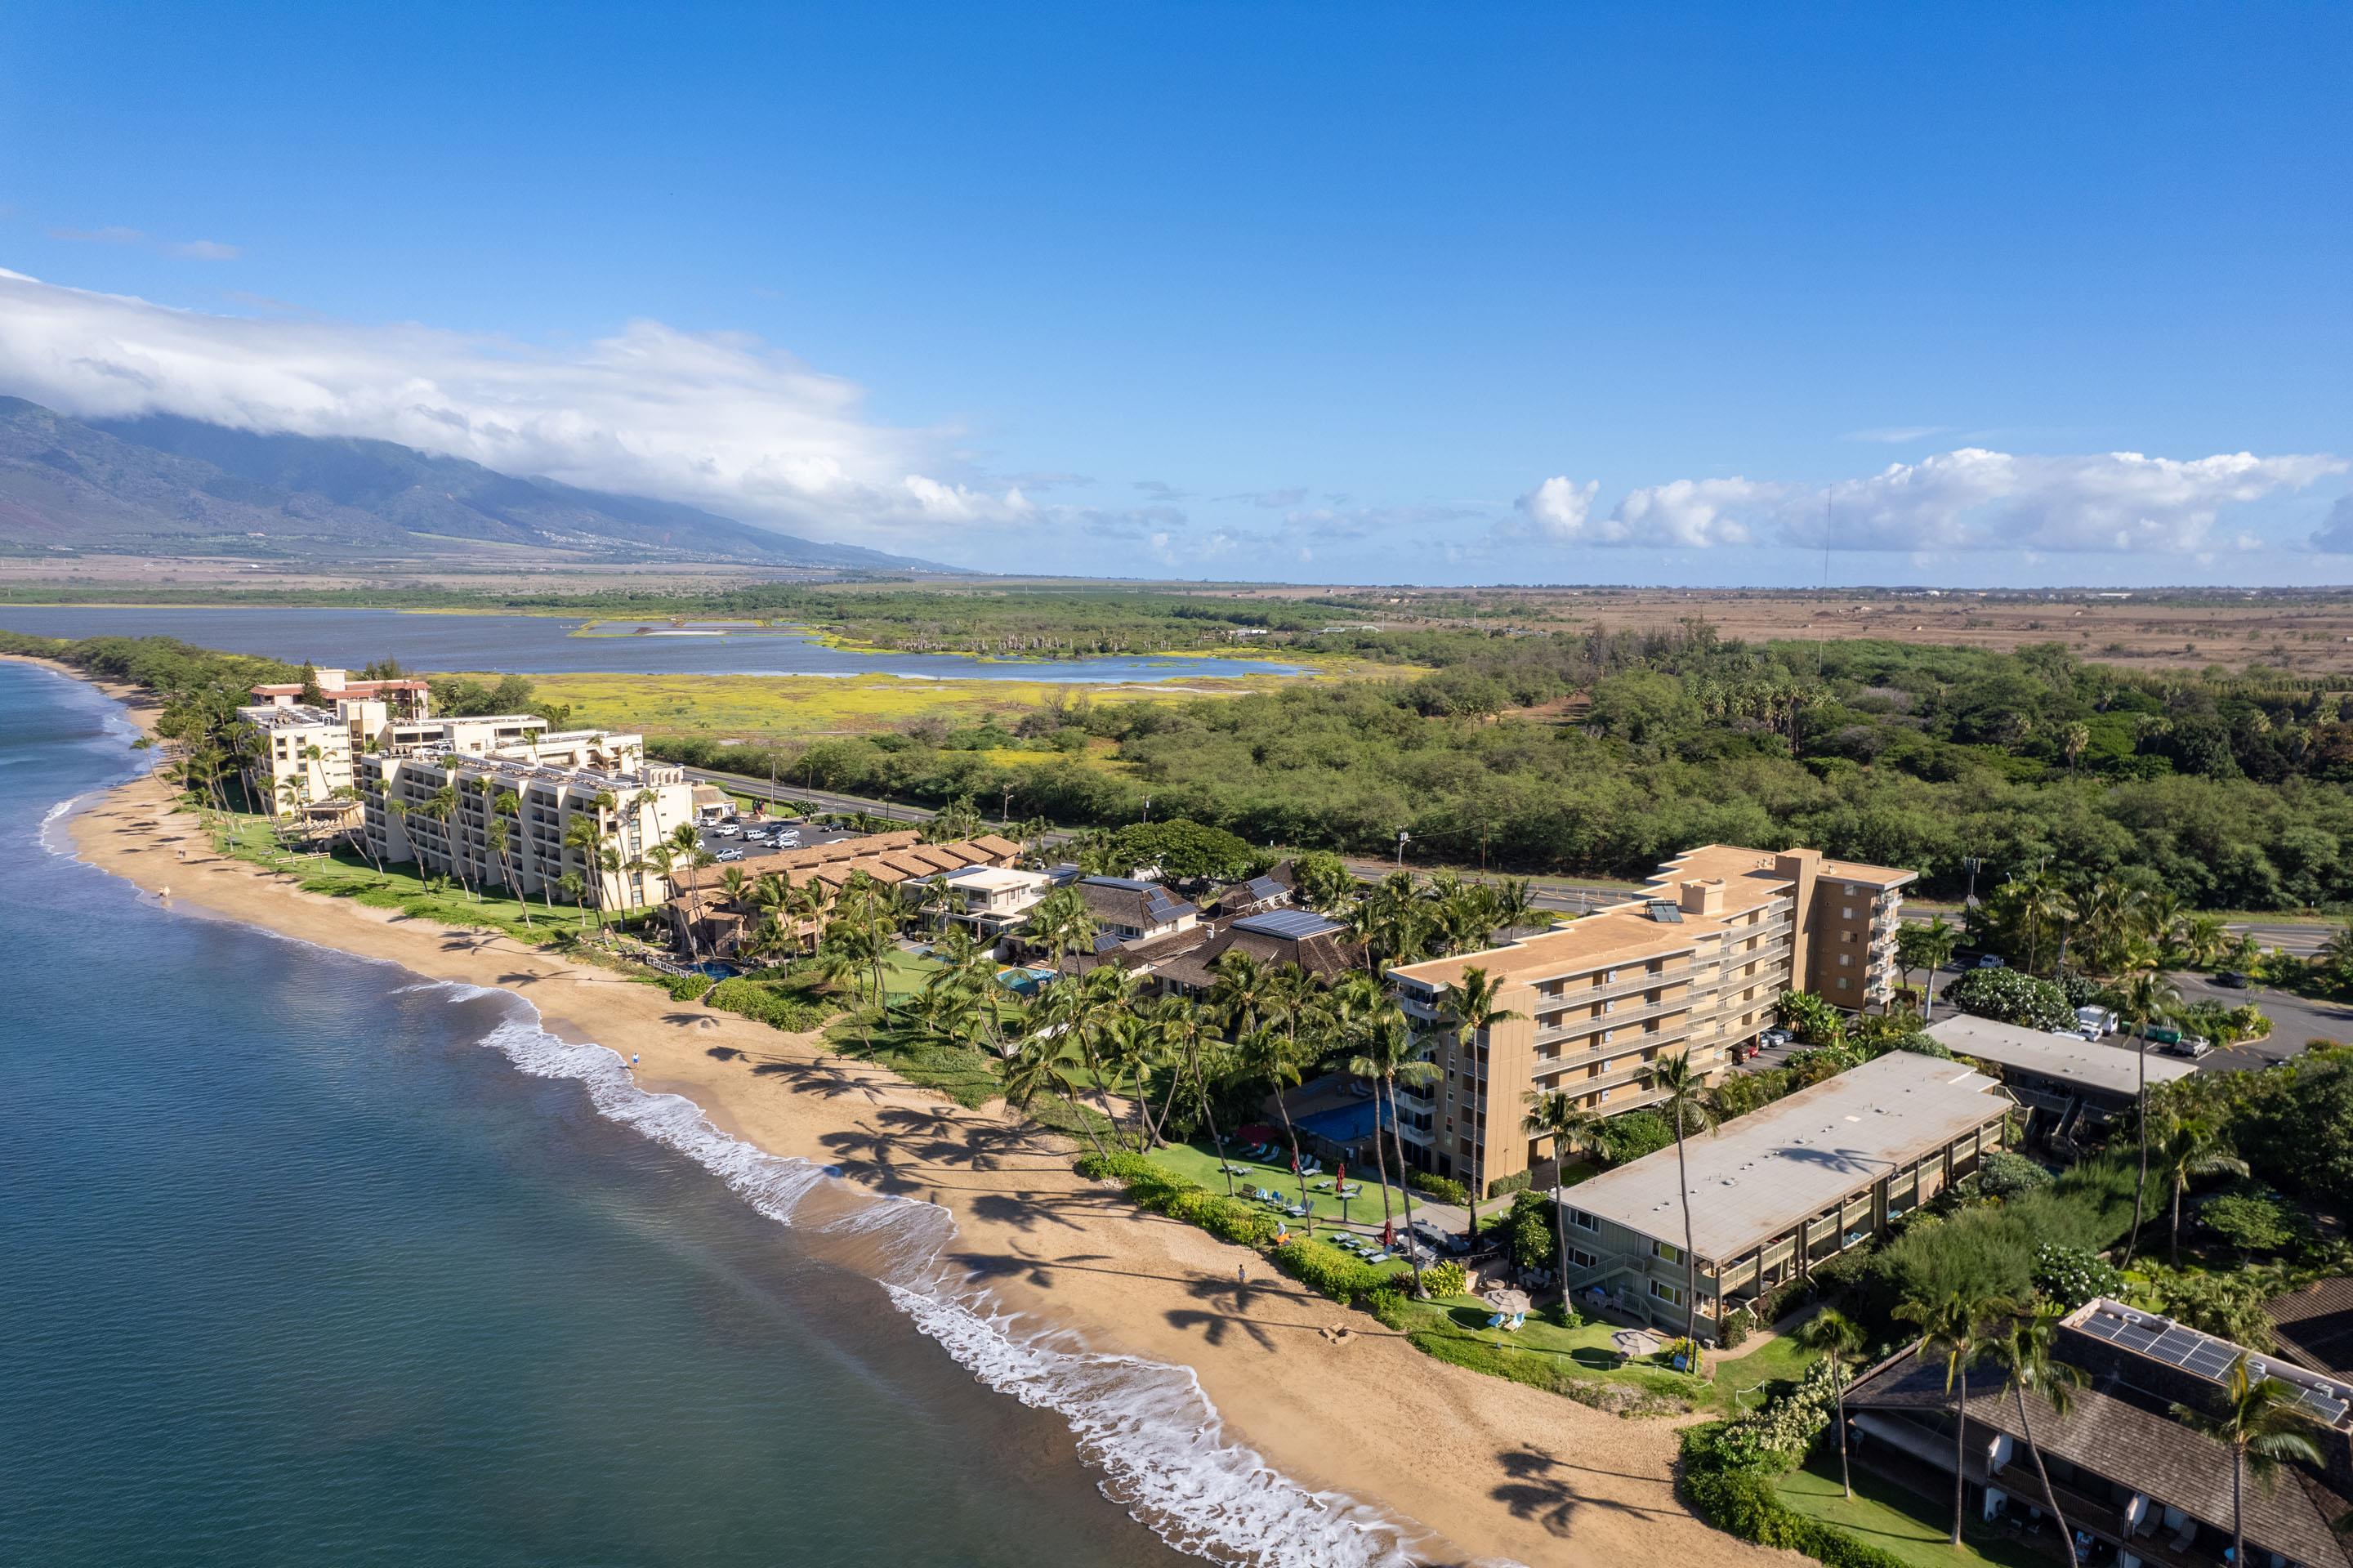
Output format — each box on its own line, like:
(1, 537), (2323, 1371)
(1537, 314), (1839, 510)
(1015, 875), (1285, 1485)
(41, 660), (1779, 1568)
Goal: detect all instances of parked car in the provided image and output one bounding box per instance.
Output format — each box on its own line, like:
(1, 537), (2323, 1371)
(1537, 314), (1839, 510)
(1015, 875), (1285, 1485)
(1759, 1027), (1793, 1048)
(1976, 954), (2007, 969)
(714, 848), (744, 862)
(2161, 1036), (2212, 1059)
(2213, 971), (2250, 989)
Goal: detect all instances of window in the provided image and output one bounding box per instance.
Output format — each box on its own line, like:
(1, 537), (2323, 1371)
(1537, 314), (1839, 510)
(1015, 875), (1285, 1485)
(1837, 977), (1851, 990)
(1650, 1280), (1685, 1306)
(1839, 954), (1853, 967)
(1568, 1208), (1598, 1232)
(1842, 905), (1856, 919)
(1569, 1247), (1597, 1271)
(1652, 1240), (1684, 1264)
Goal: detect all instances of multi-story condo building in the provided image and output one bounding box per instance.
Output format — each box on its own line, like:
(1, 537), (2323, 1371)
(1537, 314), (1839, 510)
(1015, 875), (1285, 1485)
(1386, 843), (1915, 1193)
(238, 668), (431, 820)
(1550, 1051), (2011, 1342)
(355, 725), (693, 914)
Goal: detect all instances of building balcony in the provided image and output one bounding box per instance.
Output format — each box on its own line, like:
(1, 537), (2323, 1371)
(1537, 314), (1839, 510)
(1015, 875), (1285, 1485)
(1533, 962), (1699, 1008)
(1535, 994), (1693, 1043)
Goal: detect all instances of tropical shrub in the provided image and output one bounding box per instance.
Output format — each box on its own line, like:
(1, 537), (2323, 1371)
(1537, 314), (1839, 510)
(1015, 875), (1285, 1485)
(1497, 1191), (1556, 1272)
(1778, 989), (1848, 1046)
(1886, 1030), (1952, 1058)
(1486, 1168), (1533, 1200)
(1421, 1260), (1468, 1298)
(1943, 967), (2077, 1031)
(1591, 1109), (1674, 1165)
(705, 977), (829, 1032)
(2196, 1183), (2303, 1254)
(1409, 1170), (1471, 1205)
(2033, 1243), (2124, 1307)
(663, 972), (713, 1002)
(1977, 1150), (2054, 1199)
(1276, 1238), (1391, 1304)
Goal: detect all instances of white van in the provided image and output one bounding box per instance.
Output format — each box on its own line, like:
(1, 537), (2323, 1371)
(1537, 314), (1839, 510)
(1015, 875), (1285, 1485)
(2075, 1005), (2118, 1039)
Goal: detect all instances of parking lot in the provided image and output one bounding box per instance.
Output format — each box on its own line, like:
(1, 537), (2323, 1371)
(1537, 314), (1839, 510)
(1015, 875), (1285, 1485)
(2175, 971), (2353, 1072)
(693, 812), (867, 864)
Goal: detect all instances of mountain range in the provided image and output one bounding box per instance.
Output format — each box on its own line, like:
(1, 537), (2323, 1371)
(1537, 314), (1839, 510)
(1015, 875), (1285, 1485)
(0, 396), (953, 572)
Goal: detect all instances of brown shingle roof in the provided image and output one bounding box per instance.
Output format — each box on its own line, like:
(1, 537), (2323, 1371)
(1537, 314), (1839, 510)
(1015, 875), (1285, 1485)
(2271, 1276), (2353, 1380)
(1850, 1349), (2352, 1568)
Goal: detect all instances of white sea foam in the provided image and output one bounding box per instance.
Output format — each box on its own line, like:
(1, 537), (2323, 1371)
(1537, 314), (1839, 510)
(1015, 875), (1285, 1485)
(461, 1001), (1445, 1568)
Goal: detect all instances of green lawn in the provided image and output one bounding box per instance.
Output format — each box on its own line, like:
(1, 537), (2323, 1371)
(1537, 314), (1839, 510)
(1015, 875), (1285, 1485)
(1773, 1458), (2047, 1568)
(1147, 1138), (1419, 1229)
(1708, 1329), (1820, 1413)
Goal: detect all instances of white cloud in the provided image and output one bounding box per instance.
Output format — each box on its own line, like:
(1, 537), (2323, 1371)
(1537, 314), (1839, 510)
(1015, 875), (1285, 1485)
(167, 239), (241, 261)
(1524, 448), (2343, 552)
(1607, 477), (1770, 547)
(0, 269), (1025, 539)
(1515, 476), (1603, 538)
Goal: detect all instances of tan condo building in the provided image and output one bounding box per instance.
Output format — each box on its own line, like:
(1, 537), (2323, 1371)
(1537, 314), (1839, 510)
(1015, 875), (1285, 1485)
(357, 726), (693, 914)
(1386, 844), (1915, 1194)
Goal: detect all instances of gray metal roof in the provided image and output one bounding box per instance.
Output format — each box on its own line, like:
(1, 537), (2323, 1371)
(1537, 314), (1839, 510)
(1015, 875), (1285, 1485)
(1925, 1015), (2194, 1098)
(1564, 1052), (2009, 1262)
(1232, 909), (1343, 940)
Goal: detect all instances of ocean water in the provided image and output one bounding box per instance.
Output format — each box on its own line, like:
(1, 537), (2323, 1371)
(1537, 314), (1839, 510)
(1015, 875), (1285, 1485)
(0, 606), (1302, 682)
(0, 662), (1416, 1568)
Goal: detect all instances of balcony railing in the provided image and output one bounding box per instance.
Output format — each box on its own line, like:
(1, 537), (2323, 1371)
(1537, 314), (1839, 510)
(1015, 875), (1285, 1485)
(1531, 962), (1698, 1009)
(1534, 994), (1694, 1044)
(1533, 1027), (1695, 1084)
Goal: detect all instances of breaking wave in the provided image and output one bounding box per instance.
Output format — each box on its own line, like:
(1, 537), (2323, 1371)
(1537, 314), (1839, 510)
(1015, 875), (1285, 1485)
(470, 1003), (1438, 1568)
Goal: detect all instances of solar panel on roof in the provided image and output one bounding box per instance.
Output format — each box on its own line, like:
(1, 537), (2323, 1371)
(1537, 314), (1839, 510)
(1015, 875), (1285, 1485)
(1234, 909), (1342, 940)
(1645, 899), (1684, 923)
(1085, 876), (1157, 891)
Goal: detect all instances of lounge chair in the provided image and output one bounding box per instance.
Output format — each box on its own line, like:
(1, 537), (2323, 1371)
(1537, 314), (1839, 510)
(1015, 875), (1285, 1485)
(1288, 1202), (1310, 1218)
(1506, 1312), (1526, 1331)
(1299, 1156), (1321, 1176)
(1486, 1311), (1508, 1329)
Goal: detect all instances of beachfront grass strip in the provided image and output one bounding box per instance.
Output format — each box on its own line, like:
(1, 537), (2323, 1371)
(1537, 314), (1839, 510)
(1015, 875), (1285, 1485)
(1145, 1140), (1415, 1229)
(1400, 1297), (1711, 1415)
(1768, 1459), (2045, 1568)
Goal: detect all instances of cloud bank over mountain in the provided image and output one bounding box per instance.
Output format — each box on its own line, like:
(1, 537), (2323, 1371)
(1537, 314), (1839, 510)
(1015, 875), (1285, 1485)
(0, 269), (1028, 550)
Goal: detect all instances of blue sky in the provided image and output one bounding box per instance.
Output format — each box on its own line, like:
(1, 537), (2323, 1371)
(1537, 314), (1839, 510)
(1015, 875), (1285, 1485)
(2, 2), (2348, 584)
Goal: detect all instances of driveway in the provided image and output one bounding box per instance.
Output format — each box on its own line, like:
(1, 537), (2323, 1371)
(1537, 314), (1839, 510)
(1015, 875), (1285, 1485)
(2172, 972), (2353, 1072)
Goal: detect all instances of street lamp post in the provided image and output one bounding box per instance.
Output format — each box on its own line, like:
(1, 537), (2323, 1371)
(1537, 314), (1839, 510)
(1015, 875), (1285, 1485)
(1142, 796), (1152, 824)
(1395, 829), (1409, 870)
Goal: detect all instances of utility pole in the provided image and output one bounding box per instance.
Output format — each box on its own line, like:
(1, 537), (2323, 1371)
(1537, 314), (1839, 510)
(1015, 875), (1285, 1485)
(1395, 829), (1409, 870)
(1142, 795), (1152, 824)
(1962, 855), (1983, 909)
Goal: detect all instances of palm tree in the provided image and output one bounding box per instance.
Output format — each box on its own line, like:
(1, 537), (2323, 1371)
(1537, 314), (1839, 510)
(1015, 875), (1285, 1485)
(1238, 1023), (1310, 1201)
(2154, 1115), (2249, 1264)
(1985, 1302), (2087, 1568)
(2113, 967), (2181, 1267)
(1003, 1032), (1111, 1161)
(2061, 721), (2090, 775)
(1895, 1284), (2015, 1547)
(1912, 915), (1959, 1020)
(1520, 1088), (1596, 1314)
(1640, 1049), (1714, 1368)
(489, 785), (532, 923)
(2169, 1354), (2326, 1568)
(1155, 998), (1235, 1194)
(1800, 1307), (1867, 1499)
(2019, 871), (2077, 976)
(1444, 966), (1522, 1248)
(1349, 1008), (1439, 1298)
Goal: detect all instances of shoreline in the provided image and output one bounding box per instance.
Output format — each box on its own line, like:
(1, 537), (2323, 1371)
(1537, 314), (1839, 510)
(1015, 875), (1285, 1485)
(38, 659), (1772, 1568)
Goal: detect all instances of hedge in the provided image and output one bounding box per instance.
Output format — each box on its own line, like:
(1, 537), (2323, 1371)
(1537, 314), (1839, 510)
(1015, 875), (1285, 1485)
(1410, 1170), (1471, 1205)
(705, 976), (830, 1032)
(1076, 1151), (1393, 1306)
(1485, 1169), (1532, 1200)
(1681, 1462), (1910, 1568)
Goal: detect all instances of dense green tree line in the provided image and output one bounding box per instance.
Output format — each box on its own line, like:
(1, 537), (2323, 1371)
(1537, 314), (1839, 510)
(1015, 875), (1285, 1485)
(660, 629), (2353, 911)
